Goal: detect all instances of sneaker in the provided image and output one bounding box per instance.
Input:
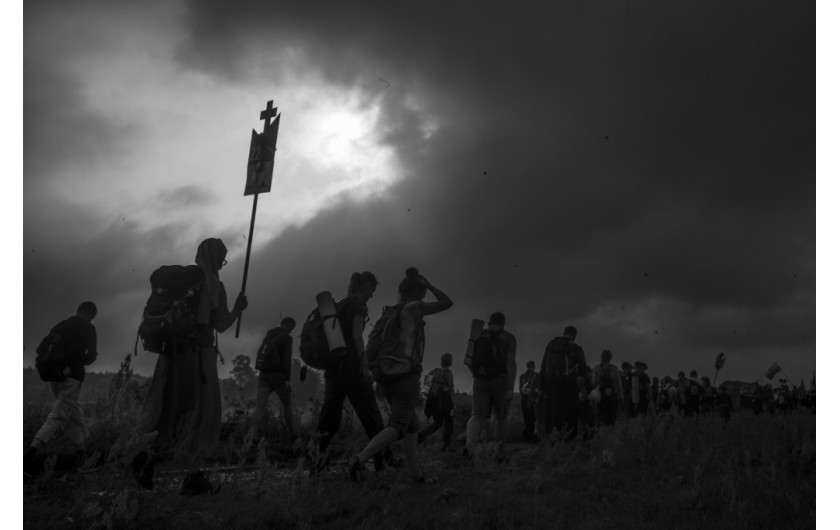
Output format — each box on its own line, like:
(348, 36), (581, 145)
(180, 471), (213, 495)
(348, 456), (364, 483)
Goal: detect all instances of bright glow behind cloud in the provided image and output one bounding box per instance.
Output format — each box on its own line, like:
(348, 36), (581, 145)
(25, 6), (405, 261)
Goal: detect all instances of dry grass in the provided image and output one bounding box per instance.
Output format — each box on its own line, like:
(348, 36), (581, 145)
(23, 364), (815, 529)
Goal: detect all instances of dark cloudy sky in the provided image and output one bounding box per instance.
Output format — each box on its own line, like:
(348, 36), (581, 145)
(22, 0), (816, 392)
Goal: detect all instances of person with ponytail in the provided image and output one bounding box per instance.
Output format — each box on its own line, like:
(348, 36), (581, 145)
(313, 271), (388, 470)
(348, 267), (453, 483)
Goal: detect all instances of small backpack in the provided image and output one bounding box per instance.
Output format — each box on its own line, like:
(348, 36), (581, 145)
(136, 265), (204, 355)
(35, 322), (68, 382)
(299, 301), (348, 370)
(366, 303), (419, 384)
(469, 330), (507, 380)
(255, 328), (288, 373)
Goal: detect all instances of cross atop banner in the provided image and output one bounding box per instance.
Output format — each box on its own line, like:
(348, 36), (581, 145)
(236, 99), (281, 337)
(244, 100), (281, 196)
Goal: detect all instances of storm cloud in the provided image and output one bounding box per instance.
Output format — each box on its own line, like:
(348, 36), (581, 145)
(23, 0), (814, 389)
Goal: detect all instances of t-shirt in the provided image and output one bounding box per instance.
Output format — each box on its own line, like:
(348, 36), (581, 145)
(330, 296), (369, 377)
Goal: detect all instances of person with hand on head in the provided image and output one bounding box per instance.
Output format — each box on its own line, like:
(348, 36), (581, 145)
(348, 267), (453, 484)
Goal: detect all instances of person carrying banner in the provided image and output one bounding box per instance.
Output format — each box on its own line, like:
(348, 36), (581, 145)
(133, 238), (248, 491)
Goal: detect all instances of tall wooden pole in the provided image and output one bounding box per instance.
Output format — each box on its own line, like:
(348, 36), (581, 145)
(235, 193), (258, 337)
(235, 100), (278, 338)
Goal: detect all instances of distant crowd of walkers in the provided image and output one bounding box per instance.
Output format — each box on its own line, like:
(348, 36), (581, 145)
(24, 237), (814, 492)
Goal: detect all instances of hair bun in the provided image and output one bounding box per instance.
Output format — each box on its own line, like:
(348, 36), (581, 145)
(405, 267), (420, 278)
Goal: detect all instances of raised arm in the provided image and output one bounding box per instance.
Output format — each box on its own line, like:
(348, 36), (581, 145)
(416, 274), (453, 316)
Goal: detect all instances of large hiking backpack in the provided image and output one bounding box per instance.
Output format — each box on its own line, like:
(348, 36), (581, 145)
(255, 328), (289, 373)
(469, 330), (507, 380)
(35, 321), (68, 382)
(366, 303), (418, 384)
(299, 301), (348, 370)
(543, 338), (581, 379)
(136, 265), (204, 355)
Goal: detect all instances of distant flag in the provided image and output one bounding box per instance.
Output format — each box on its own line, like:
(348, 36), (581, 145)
(765, 362), (781, 380)
(713, 352), (726, 385)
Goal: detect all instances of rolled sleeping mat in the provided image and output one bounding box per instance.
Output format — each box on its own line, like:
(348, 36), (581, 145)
(316, 291), (347, 356)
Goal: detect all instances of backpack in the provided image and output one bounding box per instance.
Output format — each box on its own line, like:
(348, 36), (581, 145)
(425, 368), (446, 398)
(35, 322), (68, 382)
(255, 328), (289, 373)
(299, 300), (348, 370)
(366, 303), (419, 384)
(469, 330), (508, 380)
(136, 265), (204, 355)
(543, 338), (581, 379)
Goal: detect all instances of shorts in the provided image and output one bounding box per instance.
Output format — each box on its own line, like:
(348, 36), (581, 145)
(472, 373), (509, 420)
(381, 372), (421, 437)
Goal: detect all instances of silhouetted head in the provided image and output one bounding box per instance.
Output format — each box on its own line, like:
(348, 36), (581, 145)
(634, 361), (647, 371)
(280, 317), (296, 332)
(652, 377), (659, 384)
(701, 376), (711, 386)
(678, 371), (686, 378)
(398, 267), (426, 302)
(196, 238), (227, 272)
(348, 271), (378, 301)
(441, 352), (453, 367)
(690, 370), (698, 378)
(489, 312), (506, 331)
(601, 350), (612, 363)
(563, 326), (577, 340)
(527, 360), (535, 370)
(621, 361), (632, 372)
(76, 301), (97, 321)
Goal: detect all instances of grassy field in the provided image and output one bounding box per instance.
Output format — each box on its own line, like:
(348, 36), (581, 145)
(23, 367), (815, 530)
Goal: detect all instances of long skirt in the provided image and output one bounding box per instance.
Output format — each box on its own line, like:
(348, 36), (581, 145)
(138, 345), (221, 459)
